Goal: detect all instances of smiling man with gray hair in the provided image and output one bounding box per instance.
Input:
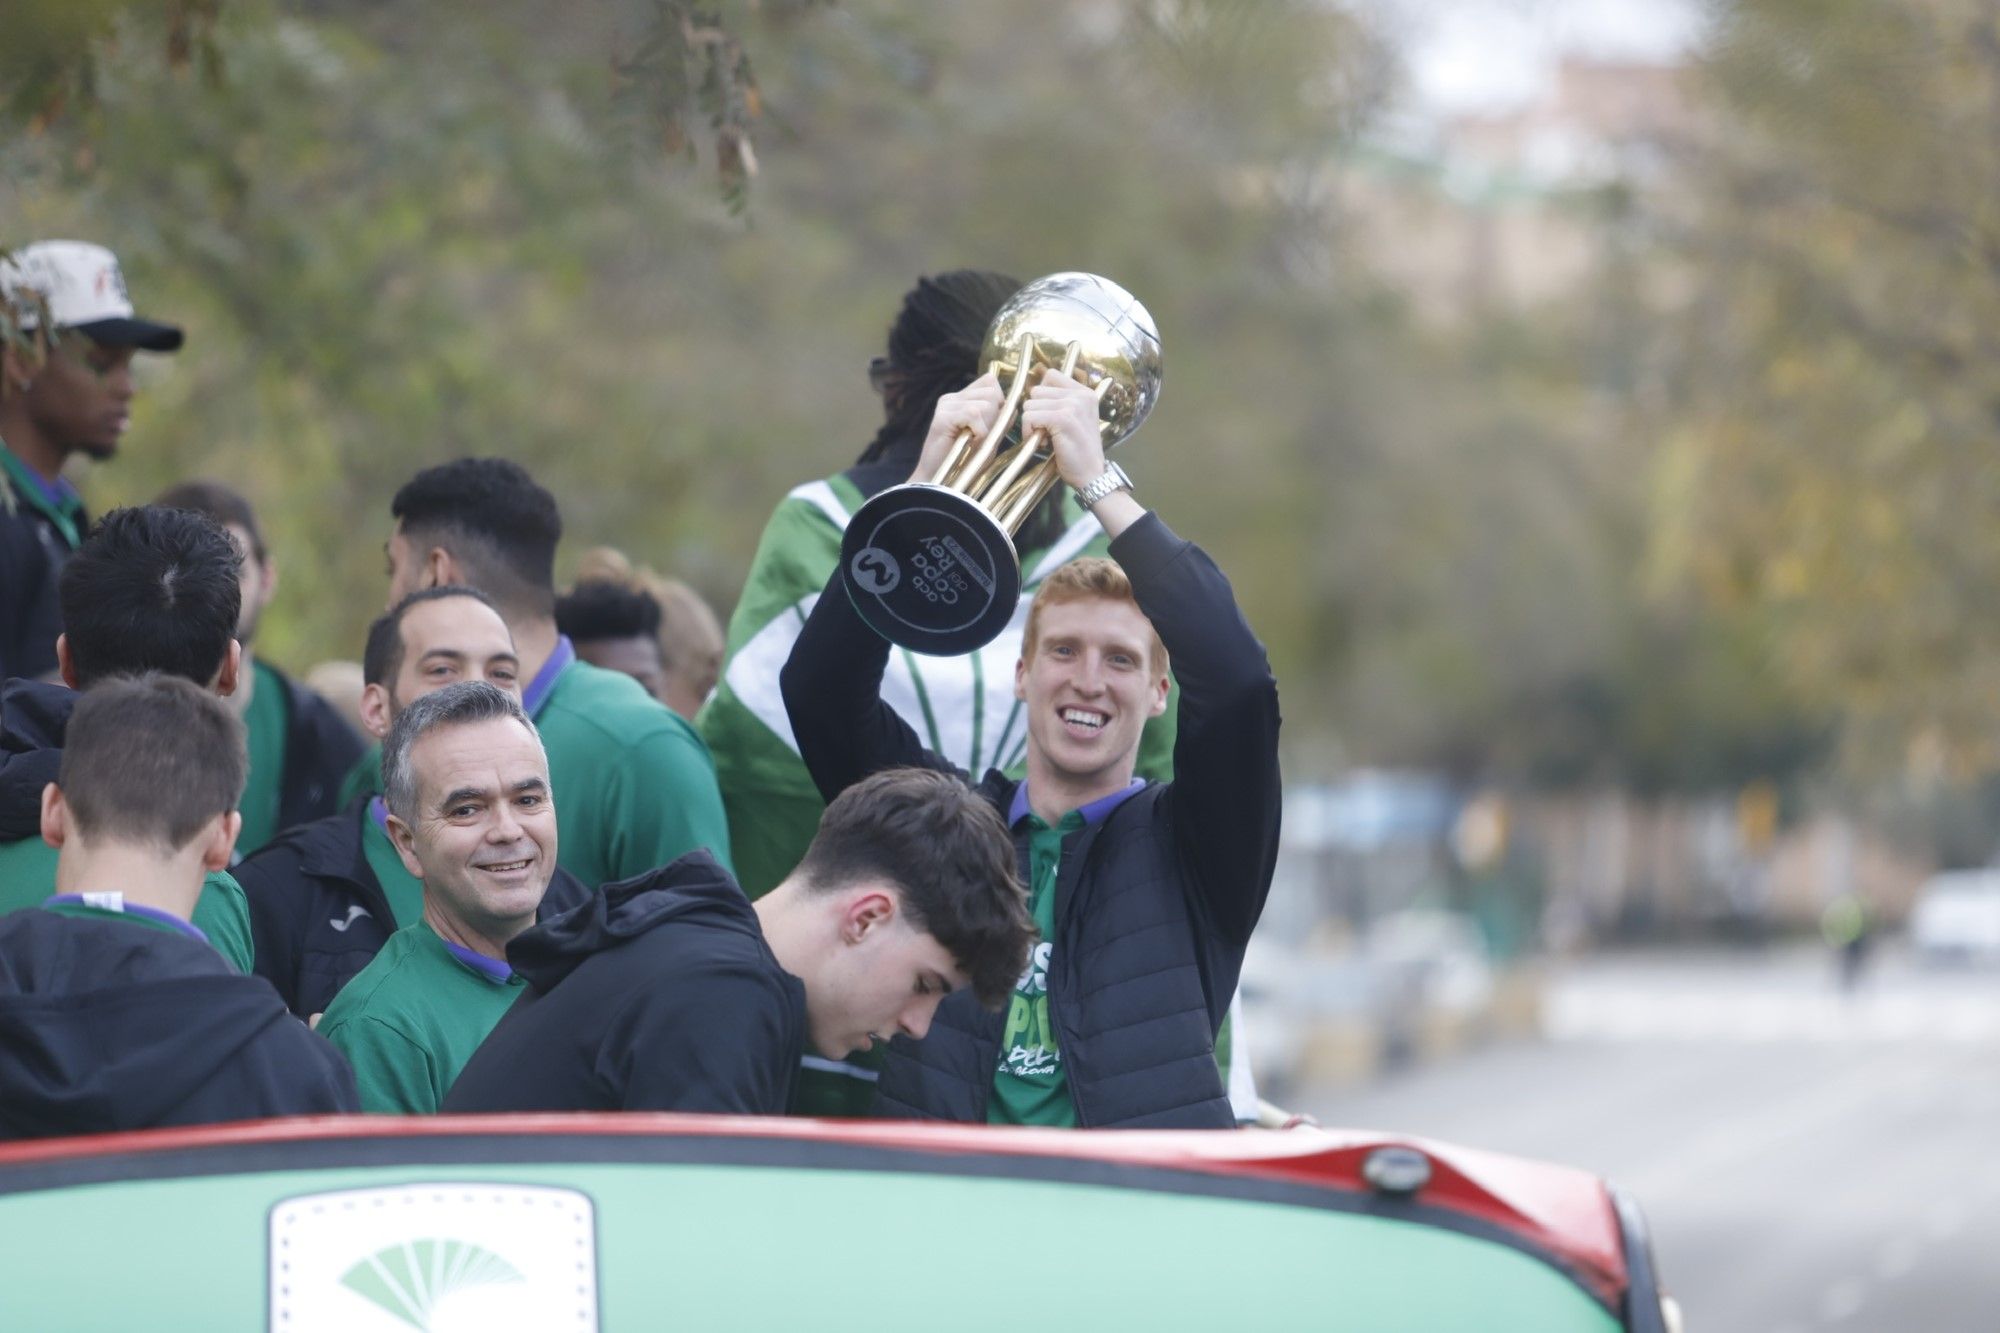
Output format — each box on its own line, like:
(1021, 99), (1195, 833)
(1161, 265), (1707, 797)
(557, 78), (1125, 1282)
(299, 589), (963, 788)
(317, 680), (585, 1112)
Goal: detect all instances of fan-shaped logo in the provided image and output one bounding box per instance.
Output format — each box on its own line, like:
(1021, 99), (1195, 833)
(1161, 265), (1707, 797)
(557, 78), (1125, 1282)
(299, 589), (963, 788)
(340, 1239), (525, 1330)
(270, 1183), (597, 1332)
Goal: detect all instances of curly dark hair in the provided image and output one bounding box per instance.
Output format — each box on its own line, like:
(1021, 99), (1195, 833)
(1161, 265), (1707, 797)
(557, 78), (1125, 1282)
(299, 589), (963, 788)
(555, 579), (662, 643)
(854, 269), (1021, 470)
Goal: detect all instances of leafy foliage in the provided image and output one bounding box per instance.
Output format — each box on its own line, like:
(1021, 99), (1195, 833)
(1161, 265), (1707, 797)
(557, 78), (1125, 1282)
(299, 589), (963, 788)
(1649, 0), (2000, 772)
(0, 0), (1877, 801)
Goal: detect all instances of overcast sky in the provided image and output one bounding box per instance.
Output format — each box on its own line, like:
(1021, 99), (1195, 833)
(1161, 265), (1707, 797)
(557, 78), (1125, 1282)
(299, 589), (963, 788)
(1366, 0), (1708, 112)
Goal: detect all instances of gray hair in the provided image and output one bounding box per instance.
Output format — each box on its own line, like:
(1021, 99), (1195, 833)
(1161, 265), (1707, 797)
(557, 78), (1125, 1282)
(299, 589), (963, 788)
(381, 680), (541, 821)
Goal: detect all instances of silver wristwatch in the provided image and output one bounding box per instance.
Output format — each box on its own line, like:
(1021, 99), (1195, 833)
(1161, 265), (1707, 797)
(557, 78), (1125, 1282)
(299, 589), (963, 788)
(1074, 462), (1133, 511)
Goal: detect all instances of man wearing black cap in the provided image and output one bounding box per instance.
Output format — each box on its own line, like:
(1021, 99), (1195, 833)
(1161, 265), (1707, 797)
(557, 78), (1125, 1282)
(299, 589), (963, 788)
(0, 241), (184, 682)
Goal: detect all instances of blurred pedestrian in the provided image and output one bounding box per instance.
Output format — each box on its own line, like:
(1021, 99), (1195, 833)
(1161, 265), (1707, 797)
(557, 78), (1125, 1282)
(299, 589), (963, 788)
(1821, 893), (1873, 993)
(153, 480), (363, 853)
(0, 241), (183, 682)
(0, 676), (356, 1138)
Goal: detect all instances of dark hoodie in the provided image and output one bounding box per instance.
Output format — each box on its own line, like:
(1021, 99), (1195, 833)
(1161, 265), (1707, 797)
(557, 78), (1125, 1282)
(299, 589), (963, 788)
(0, 908), (358, 1138)
(443, 851), (805, 1116)
(0, 678), (70, 842)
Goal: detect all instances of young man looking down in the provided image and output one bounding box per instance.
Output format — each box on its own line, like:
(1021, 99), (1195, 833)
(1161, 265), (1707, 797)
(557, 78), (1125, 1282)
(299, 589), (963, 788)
(445, 766), (1033, 1116)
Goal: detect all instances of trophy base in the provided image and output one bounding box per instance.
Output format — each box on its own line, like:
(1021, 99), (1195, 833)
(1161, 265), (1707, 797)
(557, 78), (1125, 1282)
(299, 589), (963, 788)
(839, 484), (1023, 656)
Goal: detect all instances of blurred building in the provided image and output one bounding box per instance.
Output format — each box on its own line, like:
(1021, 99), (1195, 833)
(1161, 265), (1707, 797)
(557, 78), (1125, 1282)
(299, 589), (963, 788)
(1339, 56), (1694, 320)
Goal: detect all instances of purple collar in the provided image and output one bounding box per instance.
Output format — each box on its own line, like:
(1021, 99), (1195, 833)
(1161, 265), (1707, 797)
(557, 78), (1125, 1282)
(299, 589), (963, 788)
(436, 930), (515, 985)
(45, 892), (210, 945)
(24, 469), (77, 511)
(368, 795), (391, 834)
(1008, 777), (1148, 829)
(522, 635), (576, 718)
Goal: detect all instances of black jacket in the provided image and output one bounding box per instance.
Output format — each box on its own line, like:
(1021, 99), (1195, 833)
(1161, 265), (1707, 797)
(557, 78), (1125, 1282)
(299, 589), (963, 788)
(237, 801), (593, 1019)
(0, 678), (70, 842)
(0, 908), (358, 1137)
(781, 512), (1281, 1128)
(0, 668), (361, 846)
(444, 852), (805, 1116)
(0, 483), (76, 685)
(260, 661), (366, 835)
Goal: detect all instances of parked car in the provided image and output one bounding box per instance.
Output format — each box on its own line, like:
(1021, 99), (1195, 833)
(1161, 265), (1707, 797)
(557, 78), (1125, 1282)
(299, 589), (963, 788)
(1909, 869), (2000, 964)
(0, 1114), (1679, 1331)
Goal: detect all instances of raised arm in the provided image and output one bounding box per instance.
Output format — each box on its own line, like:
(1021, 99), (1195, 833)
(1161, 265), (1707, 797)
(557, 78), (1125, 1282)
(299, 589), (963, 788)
(1117, 515), (1281, 945)
(1024, 368), (1282, 944)
(780, 572), (959, 802)
(779, 376), (1006, 802)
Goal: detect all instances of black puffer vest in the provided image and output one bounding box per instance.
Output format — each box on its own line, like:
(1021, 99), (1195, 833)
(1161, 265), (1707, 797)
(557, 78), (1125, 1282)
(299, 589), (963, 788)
(875, 777), (1238, 1129)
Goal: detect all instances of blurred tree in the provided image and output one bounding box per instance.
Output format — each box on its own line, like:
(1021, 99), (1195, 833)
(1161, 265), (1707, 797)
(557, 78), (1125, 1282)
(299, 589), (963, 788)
(2, 0), (815, 207)
(0, 0), (1840, 806)
(0, 0), (1395, 694)
(1648, 0), (2000, 771)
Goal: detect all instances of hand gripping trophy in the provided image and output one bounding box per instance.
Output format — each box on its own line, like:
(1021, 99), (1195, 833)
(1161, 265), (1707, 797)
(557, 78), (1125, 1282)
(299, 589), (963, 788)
(838, 272), (1162, 655)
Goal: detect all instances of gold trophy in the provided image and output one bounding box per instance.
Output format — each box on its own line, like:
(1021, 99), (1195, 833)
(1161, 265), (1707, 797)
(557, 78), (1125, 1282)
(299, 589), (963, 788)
(840, 272), (1162, 655)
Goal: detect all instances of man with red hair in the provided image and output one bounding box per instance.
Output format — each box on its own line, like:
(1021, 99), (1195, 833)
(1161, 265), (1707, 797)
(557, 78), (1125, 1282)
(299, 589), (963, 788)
(783, 369), (1282, 1128)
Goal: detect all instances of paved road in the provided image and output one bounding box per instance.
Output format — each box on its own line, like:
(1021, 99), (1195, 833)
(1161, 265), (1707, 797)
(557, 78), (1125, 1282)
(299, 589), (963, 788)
(1295, 944), (2000, 1333)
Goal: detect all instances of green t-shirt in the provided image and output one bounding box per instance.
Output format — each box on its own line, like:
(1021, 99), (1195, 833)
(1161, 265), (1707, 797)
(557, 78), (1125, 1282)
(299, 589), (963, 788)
(359, 799), (425, 931)
(334, 655), (730, 892)
(319, 920), (525, 1114)
(237, 659), (289, 855)
(988, 811), (1080, 1128)
(533, 657), (732, 890)
(0, 836), (254, 973)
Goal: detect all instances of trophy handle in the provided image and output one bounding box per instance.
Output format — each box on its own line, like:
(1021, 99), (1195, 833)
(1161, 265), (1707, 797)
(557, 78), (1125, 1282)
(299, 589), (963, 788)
(937, 332), (1038, 492)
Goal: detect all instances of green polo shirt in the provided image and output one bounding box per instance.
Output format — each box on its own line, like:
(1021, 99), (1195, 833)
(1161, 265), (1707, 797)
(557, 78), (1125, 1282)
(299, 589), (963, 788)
(318, 920), (525, 1114)
(334, 644), (731, 890)
(0, 837), (254, 973)
(536, 655), (732, 889)
(237, 659), (290, 855)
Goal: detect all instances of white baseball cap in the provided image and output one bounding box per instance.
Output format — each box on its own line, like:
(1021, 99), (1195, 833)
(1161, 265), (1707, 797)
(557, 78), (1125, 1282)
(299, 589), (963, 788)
(0, 240), (183, 352)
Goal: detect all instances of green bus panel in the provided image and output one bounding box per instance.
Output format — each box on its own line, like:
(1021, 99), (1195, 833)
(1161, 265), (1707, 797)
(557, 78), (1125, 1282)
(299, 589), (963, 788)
(0, 1161), (1621, 1331)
